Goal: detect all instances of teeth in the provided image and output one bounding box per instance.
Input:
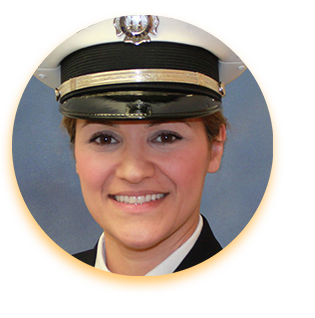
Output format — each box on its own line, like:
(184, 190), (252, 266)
(114, 193), (166, 204)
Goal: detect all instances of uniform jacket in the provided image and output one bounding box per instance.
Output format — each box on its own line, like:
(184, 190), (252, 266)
(73, 215), (221, 273)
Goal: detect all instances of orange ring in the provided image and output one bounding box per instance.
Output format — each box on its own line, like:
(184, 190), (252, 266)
(1, 10), (284, 295)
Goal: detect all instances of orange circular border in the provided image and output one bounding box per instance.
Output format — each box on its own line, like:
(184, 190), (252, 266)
(0, 10), (284, 295)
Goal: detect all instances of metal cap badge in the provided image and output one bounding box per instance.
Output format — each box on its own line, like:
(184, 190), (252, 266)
(114, 15), (159, 45)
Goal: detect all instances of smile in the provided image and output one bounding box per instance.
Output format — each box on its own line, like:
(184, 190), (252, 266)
(112, 193), (167, 204)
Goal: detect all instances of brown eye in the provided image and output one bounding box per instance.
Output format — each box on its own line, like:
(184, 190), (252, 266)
(153, 131), (183, 144)
(160, 133), (175, 143)
(90, 133), (118, 145)
(97, 135), (113, 144)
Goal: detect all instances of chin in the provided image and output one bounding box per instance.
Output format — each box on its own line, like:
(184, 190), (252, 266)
(113, 226), (169, 251)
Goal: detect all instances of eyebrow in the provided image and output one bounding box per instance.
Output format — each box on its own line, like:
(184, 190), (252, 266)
(146, 121), (192, 128)
(81, 120), (119, 128)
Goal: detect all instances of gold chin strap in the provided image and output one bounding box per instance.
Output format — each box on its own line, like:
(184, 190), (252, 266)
(55, 69), (225, 101)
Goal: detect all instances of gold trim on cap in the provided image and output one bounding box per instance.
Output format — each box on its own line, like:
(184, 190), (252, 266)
(56, 69), (225, 101)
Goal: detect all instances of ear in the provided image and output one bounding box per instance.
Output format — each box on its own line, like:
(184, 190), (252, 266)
(207, 125), (226, 173)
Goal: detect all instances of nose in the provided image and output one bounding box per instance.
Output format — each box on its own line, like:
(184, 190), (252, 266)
(115, 144), (155, 184)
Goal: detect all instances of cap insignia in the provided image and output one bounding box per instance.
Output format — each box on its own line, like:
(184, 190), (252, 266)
(114, 15), (159, 45)
(126, 100), (152, 118)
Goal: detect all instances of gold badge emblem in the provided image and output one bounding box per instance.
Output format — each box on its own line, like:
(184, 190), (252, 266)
(114, 15), (159, 45)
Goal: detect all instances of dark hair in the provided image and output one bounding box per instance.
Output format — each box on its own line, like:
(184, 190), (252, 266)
(201, 111), (228, 142)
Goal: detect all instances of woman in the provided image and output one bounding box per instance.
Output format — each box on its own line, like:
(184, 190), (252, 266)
(62, 112), (226, 275)
(32, 15), (247, 275)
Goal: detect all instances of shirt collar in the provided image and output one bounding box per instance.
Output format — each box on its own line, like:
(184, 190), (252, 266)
(94, 215), (203, 276)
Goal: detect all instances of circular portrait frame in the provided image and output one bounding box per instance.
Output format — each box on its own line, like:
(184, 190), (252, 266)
(1, 10), (284, 295)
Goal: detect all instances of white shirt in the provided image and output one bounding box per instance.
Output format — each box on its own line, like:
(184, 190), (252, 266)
(95, 215), (203, 276)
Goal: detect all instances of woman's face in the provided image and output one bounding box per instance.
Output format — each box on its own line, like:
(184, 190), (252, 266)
(74, 118), (224, 251)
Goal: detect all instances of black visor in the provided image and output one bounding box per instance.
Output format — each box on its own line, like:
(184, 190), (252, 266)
(59, 91), (222, 120)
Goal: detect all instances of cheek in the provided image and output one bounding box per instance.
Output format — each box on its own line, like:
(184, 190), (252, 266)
(75, 148), (114, 193)
(160, 143), (211, 192)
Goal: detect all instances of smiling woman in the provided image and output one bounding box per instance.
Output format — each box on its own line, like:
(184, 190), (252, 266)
(13, 15), (272, 276)
(72, 118), (225, 275)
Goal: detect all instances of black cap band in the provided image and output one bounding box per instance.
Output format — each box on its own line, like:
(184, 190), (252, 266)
(61, 42), (219, 84)
(59, 42), (222, 101)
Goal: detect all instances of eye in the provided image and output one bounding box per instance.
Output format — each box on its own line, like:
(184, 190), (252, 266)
(89, 132), (119, 145)
(152, 131), (183, 144)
